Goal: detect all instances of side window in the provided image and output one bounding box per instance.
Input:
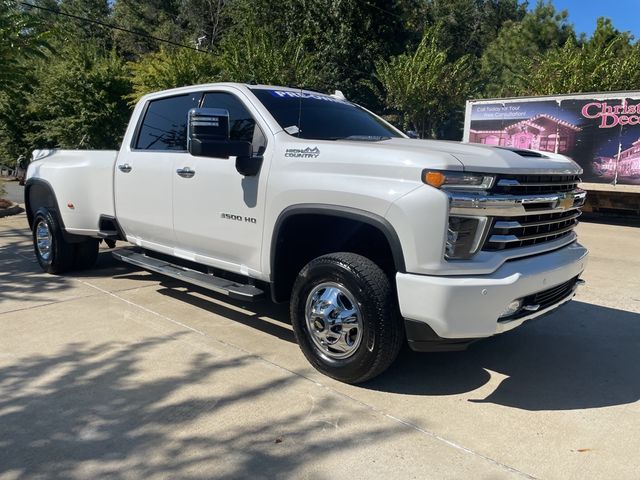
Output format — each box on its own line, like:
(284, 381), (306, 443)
(135, 93), (201, 151)
(201, 92), (267, 154)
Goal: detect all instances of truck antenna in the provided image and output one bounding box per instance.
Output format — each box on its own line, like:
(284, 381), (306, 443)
(296, 86), (303, 137)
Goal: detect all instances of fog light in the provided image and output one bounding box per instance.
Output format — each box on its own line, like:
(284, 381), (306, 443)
(499, 299), (523, 318)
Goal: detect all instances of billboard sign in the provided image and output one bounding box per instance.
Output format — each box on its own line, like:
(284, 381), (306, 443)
(465, 93), (640, 185)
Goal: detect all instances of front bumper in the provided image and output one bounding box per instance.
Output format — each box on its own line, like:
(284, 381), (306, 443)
(396, 242), (588, 345)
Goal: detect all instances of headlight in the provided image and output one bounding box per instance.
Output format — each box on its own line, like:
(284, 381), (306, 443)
(423, 170), (494, 190)
(445, 216), (489, 259)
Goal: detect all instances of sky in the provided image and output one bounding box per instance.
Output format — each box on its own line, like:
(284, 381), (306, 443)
(539, 0), (640, 38)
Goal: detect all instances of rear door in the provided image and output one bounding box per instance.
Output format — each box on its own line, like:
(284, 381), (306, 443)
(114, 93), (201, 252)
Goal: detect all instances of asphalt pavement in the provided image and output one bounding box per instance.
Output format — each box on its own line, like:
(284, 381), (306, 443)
(1, 210), (639, 479)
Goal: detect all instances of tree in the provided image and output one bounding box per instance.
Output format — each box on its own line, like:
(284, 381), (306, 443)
(374, 27), (474, 138)
(0, 0), (51, 95)
(407, 0), (528, 60)
(480, 0), (575, 97)
(225, 0), (413, 106)
(128, 47), (220, 101)
(217, 26), (319, 88)
(111, 0), (183, 57)
(520, 34), (640, 95)
(26, 42), (132, 149)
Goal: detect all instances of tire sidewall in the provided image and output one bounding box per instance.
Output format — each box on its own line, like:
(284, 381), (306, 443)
(291, 258), (386, 380)
(32, 208), (73, 274)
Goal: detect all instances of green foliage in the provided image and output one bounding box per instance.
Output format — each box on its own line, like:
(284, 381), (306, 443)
(1, 0), (639, 159)
(128, 47), (220, 101)
(218, 27), (319, 88)
(0, 0), (51, 95)
(26, 42), (132, 149)
(409, 0), (528, 60)
(480, 0), (575, 97)
(520, 36), (640, 95)
(374, 28), (474, 138)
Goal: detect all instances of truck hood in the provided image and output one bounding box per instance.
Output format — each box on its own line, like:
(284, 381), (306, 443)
(377, 138), (583, 175)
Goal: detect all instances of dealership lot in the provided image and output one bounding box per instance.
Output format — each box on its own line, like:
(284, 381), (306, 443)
(1, 210), (639, 479)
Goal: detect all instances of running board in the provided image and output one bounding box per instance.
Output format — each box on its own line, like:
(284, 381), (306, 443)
(112, 249), (264, 301)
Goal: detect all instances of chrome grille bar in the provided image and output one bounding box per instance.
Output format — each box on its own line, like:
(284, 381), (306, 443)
(489, 223), (577, 243)
(494, 211), (582, 229)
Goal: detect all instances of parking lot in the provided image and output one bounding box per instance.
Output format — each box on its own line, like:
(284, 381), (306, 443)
(1, 209), (639, 479)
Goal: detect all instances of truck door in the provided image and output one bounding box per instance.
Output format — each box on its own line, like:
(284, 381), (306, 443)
(172, 90), (270, 277)
(114, 93), (201, 252)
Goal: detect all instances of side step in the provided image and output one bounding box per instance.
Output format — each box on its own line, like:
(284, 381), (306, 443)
(112, 249), (265, 302)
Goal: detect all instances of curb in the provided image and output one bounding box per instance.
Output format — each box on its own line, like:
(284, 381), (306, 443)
(0, 203), (24, 218)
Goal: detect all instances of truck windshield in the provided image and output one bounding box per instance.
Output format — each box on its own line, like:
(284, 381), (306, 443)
(250, 88), (402, 141)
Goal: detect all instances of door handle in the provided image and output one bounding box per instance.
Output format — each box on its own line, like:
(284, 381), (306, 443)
(176, 167), (196, 178)
(118, 163), (132, 173)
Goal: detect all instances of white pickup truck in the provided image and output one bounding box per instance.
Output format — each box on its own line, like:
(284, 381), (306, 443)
(26, 83), (588, 383)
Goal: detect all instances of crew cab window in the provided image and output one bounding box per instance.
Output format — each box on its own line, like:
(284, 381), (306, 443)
(135, 93), (201, 151)
(201, 92), (267, 154)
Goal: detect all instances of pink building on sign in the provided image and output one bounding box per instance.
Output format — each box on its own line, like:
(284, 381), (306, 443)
(617, 138), (640, 178)
(469, 114), (581, 153)
(592, 138), (640, 180)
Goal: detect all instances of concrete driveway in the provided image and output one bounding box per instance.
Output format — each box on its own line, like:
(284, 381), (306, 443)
(0, 180), (23, 204)
(1, 210), (639, 479)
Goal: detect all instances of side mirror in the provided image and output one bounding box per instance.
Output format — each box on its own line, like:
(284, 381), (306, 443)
(236, 147), (265, 177)
(405, 130), (419, 139)
(187, 108), (251, 158)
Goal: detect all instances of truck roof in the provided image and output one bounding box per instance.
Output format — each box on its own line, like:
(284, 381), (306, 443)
(137, 82), (332, 103)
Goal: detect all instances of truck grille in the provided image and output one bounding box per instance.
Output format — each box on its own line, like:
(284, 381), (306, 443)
(484, 210), (580, 251)
(481, 174), (583, 252)
(492, 174), (580, 195)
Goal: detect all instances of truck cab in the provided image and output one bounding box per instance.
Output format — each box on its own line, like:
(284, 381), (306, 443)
(25, 83), (588, 383)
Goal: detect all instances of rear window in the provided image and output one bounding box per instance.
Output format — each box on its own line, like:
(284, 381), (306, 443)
(135, 93), (201, 151)
(250, 89), (401, 141)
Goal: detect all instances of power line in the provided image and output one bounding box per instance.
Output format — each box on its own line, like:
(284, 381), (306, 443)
(353, 0), (404, 21)
(20, 1), (207, 53)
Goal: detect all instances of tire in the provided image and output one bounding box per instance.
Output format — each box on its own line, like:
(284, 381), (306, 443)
(74, 238), (99, 269)
(32, 207), (75, 274)
(290, 252), (403, 384)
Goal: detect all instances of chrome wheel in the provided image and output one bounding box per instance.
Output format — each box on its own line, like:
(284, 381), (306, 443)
(35, 220), (52, 261)
(304, 282), (363, 360)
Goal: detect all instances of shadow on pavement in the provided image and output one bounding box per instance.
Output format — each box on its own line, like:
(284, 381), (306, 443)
(364, 300), (640, 411)
(4, 235), (638, 413)
(0, 334), (403, 478)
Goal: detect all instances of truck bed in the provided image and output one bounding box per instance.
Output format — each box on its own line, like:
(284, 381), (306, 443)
(29, 149), (118, 235)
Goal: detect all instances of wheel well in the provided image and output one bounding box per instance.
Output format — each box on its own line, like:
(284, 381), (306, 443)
(271, 211), (403, 302)
(25, 181), (58, 230)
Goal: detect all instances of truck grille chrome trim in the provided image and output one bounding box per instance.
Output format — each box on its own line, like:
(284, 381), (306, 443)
(448, 174), (586, 253)
(449, 189), (586, 217)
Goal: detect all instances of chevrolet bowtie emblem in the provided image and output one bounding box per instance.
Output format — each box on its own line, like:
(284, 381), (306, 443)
(558, 194), (575, 210)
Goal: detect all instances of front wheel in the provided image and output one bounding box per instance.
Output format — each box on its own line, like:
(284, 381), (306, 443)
(290, 253), (403, 384)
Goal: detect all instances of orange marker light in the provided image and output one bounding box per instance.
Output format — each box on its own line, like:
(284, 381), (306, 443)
(424, 171), (446, 188)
